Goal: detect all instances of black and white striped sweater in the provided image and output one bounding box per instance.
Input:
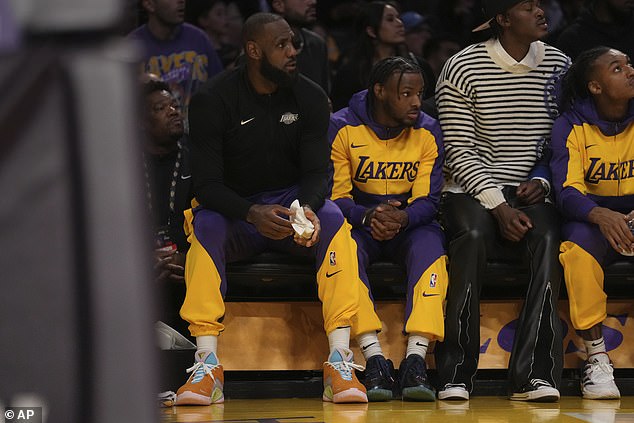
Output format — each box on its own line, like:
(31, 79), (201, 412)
(436, 39), (570, 209)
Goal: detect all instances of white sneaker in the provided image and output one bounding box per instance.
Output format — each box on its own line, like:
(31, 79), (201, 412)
(582, 354), (621, 400)
(438, 383), (469, 400)
(510, 379), (560, 402)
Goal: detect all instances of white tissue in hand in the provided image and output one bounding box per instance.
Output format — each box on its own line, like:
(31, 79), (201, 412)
(290, 199), (314, 238)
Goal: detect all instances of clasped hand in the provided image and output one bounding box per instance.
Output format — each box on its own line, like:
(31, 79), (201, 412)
(365, 200), (409, 241)
(491, 203), (533, 242)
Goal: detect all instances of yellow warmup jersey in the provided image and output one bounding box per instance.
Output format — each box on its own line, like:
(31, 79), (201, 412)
(564, 123), (634, 197)
(551, 102), (634, 220)
(330, 124), (442, 204)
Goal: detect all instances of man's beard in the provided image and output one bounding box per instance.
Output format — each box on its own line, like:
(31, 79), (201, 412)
(260, 54), (297, 88)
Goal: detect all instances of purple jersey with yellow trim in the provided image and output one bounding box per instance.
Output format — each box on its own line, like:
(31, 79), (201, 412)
(328, 90), (444, 229)
(550, 97), (634, 221)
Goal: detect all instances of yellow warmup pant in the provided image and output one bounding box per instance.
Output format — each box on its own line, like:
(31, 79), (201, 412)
(181, 201), (369, 337)
(560, 241), (607, 330)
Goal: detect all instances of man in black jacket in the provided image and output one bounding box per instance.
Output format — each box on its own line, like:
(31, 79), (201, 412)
(175, 13), (368, 406)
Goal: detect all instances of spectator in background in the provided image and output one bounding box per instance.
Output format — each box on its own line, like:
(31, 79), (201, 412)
(432, 0), (481, 47)
(331, 1), (435, 112)
(186, 0), (241, 68)
(435, 0), (570, 402)
(311, 21), (342, 71)
(175, 13), (369, 406)
(550, 46), (634, 400)
(401, 11), (432, 59)
(141, 75), (193, 336)
(268, 0), (330, 94)
(141, 76), (192, 278)
(423, 34), (461, 80)
(556, 0), (634, 60)
(541, 0), (567, 43)
(129, 0), (223, 127)
(330, 56), (448, 402)
(224, 1), (245, 48)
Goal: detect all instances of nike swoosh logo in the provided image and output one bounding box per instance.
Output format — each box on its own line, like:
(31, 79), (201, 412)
(422, 292), (439, 297)
(591, 341), (604, 347)
(241, 117), (255, 125)
(361, 342), (376, 351)
(415, 342), (428, 347)
(585, 144), (597, 149)
(351, 143), (367, 148)
(181, 174), (191, 180)
(325, 270), (342, 278)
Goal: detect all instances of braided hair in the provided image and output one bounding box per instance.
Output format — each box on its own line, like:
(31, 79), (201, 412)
(367, 56), (422, 109)
(560, 46), (612, 112)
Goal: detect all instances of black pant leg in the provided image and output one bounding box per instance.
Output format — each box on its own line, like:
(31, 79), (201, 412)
(435, 193), (497, 392)
(507, 202), (563, 393)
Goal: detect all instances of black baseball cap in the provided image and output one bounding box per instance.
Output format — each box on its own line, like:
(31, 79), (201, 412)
(472, 0), (525, 32)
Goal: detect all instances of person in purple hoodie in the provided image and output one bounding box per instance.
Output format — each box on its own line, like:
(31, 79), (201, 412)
(550, 46), (634, 400)
(129, 0), (223, 126)
(329, 56), (448, 402)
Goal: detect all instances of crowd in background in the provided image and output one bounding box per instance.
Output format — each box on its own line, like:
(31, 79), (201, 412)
(128, 0), (634, 116)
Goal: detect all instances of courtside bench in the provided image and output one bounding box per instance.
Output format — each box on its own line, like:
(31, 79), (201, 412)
(161, 253), (634, 397)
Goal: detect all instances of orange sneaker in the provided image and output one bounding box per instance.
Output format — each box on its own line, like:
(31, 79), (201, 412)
(176, 351), (224, 405)
(323, 348), (368, 403)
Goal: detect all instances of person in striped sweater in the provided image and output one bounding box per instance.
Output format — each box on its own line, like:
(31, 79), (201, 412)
(434, 0), (571, 402)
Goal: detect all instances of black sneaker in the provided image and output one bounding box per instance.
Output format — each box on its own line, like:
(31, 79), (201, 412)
(398, 354), (435, 401)
(362, 355), (396, 402)
(510, 378), (560, 402)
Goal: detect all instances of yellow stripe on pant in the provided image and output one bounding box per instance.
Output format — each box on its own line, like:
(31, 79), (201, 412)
(181, 227), (226, 337)
(405, 255), (448, 341)
(317, 219), (372, 335)
(560, 240), (607, 330)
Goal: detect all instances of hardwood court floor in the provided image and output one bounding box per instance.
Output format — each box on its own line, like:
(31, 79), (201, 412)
(161, 396), (634, 422)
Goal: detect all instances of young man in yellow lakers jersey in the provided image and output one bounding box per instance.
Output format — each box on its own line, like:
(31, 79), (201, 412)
(329, 57), (448, 402)
(551, 46), (634, 400)
(175, 13), (369, 405)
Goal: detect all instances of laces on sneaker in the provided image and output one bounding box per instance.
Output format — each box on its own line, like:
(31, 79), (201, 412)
(585, 361), (615, 385)
(444, 383), (467, 390)
(325, 359), (365, 381)
(366, 357), (394, 382)
(403, 355), (425, 377)
(529, 378), (553, 388)
(186, 360), (220, 384)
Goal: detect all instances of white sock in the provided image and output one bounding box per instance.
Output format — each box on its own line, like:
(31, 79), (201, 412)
(196, 335), (218, 355)
(328, 326), (351, 356)
(406, 335), (429, 358)
(356, 332), (383, 360)
(585, 337), (608, 362)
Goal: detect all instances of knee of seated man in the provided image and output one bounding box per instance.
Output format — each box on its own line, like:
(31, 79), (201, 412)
(193, 209), (228, 235)
(455, 225), (489, 245)
(315, 200), (345, 229)
(526, 219), (560, 246)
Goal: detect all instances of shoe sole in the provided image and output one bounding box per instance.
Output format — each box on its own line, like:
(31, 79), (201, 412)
(582, 387), (621, 400)
(402, 386), (436, 402)
(176, 389), (224, 406)
(322, 388), (368, 403)
(509, 388), (559, 402)
(438, 391), (469, 401)
(367, 388), (393, 402)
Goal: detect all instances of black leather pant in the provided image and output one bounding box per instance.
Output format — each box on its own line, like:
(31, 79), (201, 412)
(435, 192), (563, 394)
